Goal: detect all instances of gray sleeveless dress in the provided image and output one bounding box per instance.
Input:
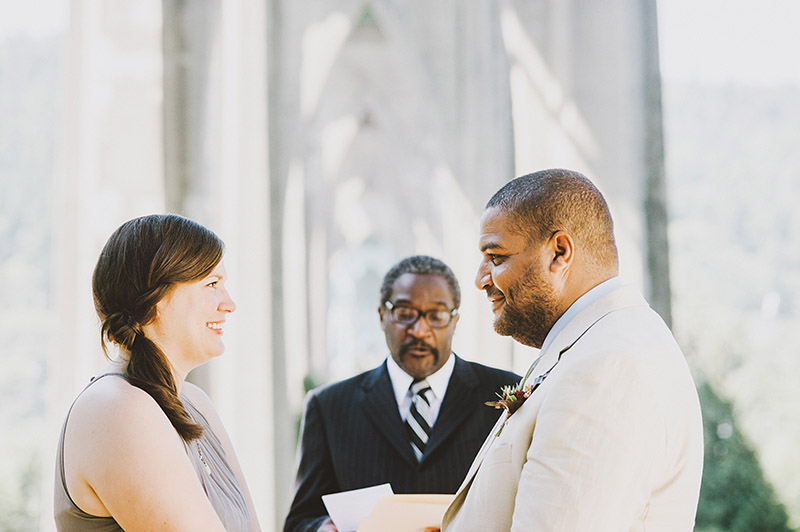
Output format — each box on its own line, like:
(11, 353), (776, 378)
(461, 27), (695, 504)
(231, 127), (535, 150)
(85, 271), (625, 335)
(54, 374), (252, 531)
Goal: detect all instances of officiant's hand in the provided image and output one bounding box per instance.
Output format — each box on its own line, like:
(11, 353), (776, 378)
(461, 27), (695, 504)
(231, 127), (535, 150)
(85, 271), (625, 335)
(317, 518), (338, 532)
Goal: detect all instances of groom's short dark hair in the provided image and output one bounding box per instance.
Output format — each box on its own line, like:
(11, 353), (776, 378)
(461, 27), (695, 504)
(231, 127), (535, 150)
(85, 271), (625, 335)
(487, 168), (619, 270)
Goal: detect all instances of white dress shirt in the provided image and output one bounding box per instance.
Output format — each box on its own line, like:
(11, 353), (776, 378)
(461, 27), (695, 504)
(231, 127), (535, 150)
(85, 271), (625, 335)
(386, 353), (455, 427)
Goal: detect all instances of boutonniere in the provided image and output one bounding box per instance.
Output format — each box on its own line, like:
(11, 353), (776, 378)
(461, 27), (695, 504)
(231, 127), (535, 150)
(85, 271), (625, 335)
(485, 383), (534, 436)
(486, 352), (548, 436)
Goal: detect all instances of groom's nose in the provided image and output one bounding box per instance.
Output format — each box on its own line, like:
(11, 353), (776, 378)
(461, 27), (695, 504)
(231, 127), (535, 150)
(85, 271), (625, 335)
(475, 260), (492, 290)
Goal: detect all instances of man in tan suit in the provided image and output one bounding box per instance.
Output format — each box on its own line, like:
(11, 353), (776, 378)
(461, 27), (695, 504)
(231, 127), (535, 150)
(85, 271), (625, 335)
(442, 169), (703, 531)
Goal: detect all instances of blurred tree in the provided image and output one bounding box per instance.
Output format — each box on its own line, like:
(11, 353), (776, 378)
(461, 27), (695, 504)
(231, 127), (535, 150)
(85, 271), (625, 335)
(666, 80), (800, 525)
(695, 381), (795, 532)
(0, 33), (60, 532)
(0, 453), (40, 532)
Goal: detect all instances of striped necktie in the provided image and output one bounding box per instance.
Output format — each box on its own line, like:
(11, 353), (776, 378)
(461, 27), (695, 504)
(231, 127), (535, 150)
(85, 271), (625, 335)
(406, 379), (433, 462)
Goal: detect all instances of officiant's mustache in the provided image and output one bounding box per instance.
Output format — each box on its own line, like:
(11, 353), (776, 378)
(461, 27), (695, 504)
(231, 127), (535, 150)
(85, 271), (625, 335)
(400, 340), (439, 361)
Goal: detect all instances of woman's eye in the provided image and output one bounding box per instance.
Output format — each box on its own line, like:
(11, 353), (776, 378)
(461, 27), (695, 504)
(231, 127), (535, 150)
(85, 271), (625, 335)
(208, 280), (218, 288)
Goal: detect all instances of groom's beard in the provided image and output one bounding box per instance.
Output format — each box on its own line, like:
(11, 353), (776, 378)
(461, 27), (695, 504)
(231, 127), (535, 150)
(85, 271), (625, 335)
(492, 263), (559, 349)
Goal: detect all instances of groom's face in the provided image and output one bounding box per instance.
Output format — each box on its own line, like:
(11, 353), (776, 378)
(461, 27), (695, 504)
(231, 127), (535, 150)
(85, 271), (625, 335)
(475, 207), (561, 349)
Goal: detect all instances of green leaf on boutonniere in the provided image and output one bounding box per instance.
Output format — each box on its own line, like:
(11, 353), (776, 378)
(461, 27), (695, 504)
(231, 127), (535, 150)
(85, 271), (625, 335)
(485, 383), (534, 436)
(488, 352), (547, 436)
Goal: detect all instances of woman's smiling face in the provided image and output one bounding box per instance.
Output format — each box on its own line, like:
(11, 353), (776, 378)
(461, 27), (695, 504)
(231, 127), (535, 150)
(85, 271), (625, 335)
(144, 261), (236, 372)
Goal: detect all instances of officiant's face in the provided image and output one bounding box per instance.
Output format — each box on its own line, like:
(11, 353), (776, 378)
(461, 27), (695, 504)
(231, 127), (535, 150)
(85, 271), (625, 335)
(380, 273), (459, 380)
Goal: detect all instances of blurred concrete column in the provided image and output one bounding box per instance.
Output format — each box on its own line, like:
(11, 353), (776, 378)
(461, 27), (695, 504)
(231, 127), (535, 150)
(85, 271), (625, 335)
(641, 0), (672, 327)
(265, 0), (296, 524)
(44, 1), (165, 530)
(161, 0), (219, 396)
(162, 0), (220, 222)
(452, 2), (515, 209)
(213, 0), (285, 527)
(162, 0), (283, 527)
(448, 1), (519, 373)
(502, 0), (666, 307)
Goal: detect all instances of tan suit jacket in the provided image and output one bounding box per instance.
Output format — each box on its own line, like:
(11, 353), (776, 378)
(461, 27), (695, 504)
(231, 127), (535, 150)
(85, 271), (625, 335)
(442, 285), (703, 532)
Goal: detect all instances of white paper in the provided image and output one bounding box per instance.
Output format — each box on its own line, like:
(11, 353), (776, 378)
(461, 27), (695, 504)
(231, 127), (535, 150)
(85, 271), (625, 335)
(322, 483), (394, 532)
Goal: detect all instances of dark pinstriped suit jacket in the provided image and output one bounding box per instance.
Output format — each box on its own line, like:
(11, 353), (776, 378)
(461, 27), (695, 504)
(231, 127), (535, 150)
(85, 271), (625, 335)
(284, 355), (520, 532)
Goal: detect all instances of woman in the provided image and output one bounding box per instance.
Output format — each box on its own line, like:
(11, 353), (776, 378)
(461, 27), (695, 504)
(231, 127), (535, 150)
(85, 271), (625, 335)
(54, 214), (261, 532)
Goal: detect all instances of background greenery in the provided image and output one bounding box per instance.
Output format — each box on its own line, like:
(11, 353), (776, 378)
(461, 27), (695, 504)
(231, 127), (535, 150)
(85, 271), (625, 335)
(665, 80), (800, 530)
(695, 382), (793, 532)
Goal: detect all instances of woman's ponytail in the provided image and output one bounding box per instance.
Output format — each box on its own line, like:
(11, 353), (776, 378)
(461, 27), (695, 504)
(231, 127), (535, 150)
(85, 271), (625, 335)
(92, 214), (224, 443)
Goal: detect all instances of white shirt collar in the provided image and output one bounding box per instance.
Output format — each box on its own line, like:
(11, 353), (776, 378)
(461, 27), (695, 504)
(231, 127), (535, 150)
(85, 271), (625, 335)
(386, 352), (455, 407)
(539, 276), (622, 355)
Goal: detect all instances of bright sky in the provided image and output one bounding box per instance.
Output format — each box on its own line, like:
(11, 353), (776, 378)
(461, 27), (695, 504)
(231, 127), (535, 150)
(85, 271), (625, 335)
(0, 0), (68, 39)
(1, 0), (797, 86)
(658, 0), (800, 85)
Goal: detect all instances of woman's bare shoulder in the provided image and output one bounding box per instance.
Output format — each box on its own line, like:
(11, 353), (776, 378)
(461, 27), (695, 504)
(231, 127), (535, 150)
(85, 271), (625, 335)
(65, 374), (183, 460)
(70, 374), (165, 424)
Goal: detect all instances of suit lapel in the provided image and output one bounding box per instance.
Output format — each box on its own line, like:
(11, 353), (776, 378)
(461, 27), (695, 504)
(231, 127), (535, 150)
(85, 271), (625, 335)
(446, 346), (557, 509)
(448, 284), (649, 505)
(359, 362), (417, 466)
(422, 355), (478, 461)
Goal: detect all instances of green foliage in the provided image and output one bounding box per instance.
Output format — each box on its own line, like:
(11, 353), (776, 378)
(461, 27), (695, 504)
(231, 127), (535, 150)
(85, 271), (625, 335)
(0, 452), (41, 532)
(666, 80), (800, 526)
(695, 381), (795, 532)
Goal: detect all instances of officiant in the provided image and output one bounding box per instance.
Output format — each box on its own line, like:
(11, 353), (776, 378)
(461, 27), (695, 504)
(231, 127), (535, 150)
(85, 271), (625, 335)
(284, 255), (520, 532)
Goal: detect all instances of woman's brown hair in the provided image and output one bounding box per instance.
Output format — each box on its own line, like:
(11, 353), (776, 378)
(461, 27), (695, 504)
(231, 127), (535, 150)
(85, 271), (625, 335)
(92, 214), (224, 442)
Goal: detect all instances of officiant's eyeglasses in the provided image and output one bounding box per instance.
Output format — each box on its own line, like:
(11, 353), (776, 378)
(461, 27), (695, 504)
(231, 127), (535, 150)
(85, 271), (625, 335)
(383, 301), (458, 329)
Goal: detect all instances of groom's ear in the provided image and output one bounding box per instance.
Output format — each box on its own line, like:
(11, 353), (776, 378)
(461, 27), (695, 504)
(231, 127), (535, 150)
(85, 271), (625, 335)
(548, 230), (575, 274)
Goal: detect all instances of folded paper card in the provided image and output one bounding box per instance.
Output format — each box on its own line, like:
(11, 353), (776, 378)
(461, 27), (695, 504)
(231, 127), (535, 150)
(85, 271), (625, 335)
(322, 483), (394, 532)
(357, 494), (454, 532)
